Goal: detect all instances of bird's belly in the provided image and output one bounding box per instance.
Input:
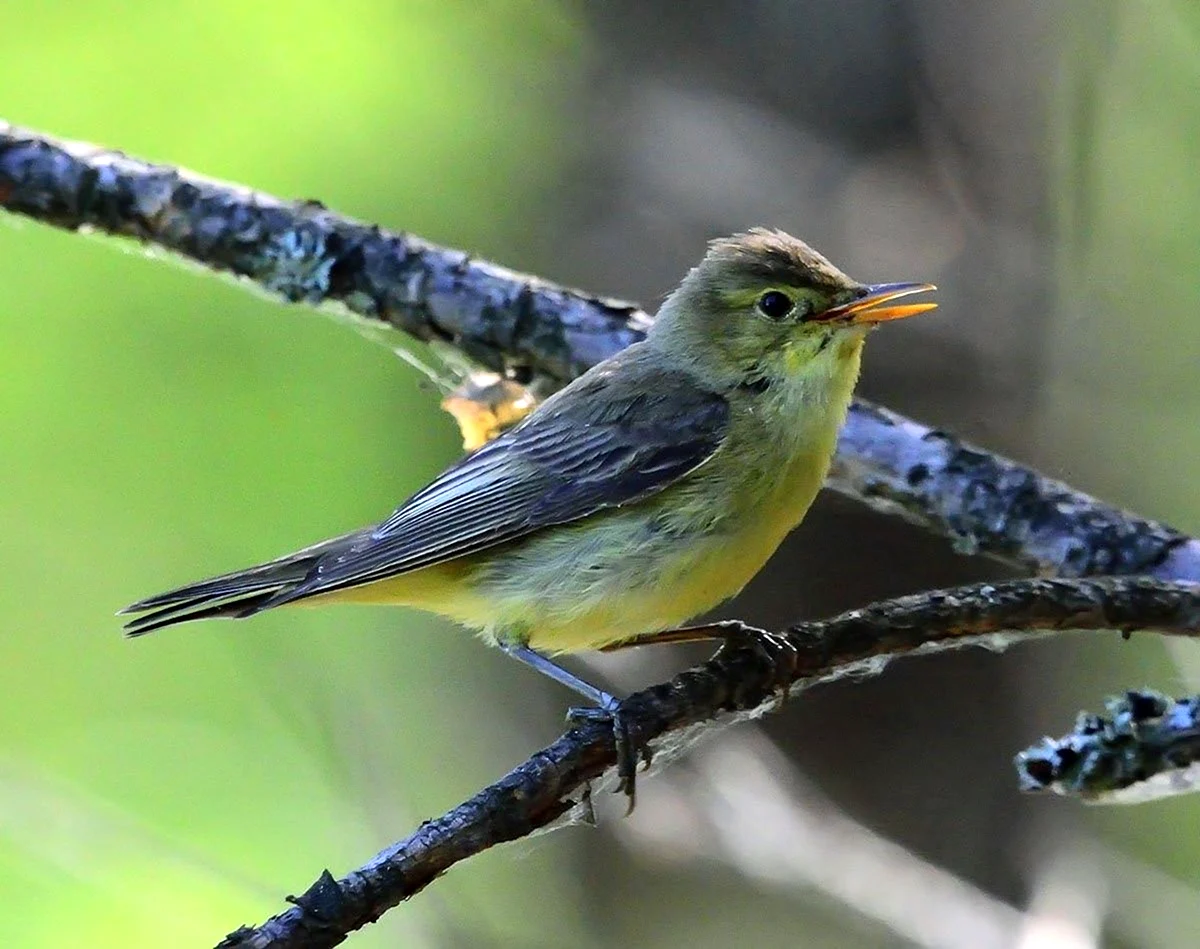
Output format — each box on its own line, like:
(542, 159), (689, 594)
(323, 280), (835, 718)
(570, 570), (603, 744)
(469, 460), (826, 653)
(314, 497), (805, 654)
(557, 530), (784, 651)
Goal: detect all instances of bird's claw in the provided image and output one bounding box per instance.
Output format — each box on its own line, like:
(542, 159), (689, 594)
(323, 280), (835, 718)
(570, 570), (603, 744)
(712, 620), (799, 705)
(567, 700), (643, 813)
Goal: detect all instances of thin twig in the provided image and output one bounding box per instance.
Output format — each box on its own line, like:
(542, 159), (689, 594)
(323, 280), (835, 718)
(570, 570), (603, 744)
(1, 122), (1196, 581)
(214, 577), (1200, 948)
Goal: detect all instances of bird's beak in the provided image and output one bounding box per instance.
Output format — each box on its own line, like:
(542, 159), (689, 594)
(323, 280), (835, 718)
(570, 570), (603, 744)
(817, 282), (937, 324)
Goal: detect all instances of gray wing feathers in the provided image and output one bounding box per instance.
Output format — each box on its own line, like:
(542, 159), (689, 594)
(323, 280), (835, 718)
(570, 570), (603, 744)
(276, 353), (730, 602)
(121, 347), (731, 628)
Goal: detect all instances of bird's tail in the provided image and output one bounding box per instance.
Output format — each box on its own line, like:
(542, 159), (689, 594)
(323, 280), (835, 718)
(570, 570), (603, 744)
(119, 530), (365, 636)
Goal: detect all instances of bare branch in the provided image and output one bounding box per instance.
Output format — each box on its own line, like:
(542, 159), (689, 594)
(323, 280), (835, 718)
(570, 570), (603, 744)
(826, 402), (1200, 580)
(0, 122), (649, 381)
(215, 577), (1200, 949)
(1017, 690), (1200, 803)
(1, 122), (1196, 582)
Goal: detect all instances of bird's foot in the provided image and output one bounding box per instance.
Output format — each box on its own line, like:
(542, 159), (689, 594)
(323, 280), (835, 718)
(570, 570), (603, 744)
(567, 696), (645, 814)
(497, 643), (647, 813)
(711, 620), (799, 706)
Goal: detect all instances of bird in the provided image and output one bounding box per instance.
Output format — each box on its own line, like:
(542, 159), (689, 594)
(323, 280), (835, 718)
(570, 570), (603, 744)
(121, 228), (936, 802)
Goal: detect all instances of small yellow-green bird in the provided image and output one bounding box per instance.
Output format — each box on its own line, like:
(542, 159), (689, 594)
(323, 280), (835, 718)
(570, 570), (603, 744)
(122, 229), (935, 793)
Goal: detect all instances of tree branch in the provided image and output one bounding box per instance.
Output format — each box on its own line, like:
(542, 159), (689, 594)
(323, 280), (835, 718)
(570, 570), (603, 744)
(5, 122), (1199, 947)
(1, 122), (1196, 582)
(216, 576), (1200, 949)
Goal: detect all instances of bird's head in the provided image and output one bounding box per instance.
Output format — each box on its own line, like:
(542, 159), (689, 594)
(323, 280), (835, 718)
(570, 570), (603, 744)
(649, 228), (936, 391)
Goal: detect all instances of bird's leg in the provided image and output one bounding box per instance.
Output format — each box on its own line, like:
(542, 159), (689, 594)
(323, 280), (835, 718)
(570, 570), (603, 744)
(500, 643), (640, 811)
(601, 621), (799, 705)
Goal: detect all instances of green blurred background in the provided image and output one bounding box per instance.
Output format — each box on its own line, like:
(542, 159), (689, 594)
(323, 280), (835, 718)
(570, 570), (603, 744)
(1, 1), (1198, 946)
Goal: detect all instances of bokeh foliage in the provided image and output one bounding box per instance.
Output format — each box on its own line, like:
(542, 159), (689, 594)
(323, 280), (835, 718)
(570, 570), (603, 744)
(0, 2), (586, 945)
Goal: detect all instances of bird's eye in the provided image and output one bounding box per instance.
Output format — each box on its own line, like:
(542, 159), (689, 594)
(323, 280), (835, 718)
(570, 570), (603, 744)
(755, 290), (795, 320)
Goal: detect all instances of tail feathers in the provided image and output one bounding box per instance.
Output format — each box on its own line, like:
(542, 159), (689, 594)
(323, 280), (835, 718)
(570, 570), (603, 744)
(123, 590), (282, 636)
(122, 569), (292, 616)
(119, 534), (364, 636)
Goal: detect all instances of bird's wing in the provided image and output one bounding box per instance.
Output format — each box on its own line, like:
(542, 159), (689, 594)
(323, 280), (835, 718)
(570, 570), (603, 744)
(272, 349), (729, 603)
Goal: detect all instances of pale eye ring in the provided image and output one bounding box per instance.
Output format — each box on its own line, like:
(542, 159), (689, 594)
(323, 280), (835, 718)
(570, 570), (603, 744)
(755, 290), (795, 320)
